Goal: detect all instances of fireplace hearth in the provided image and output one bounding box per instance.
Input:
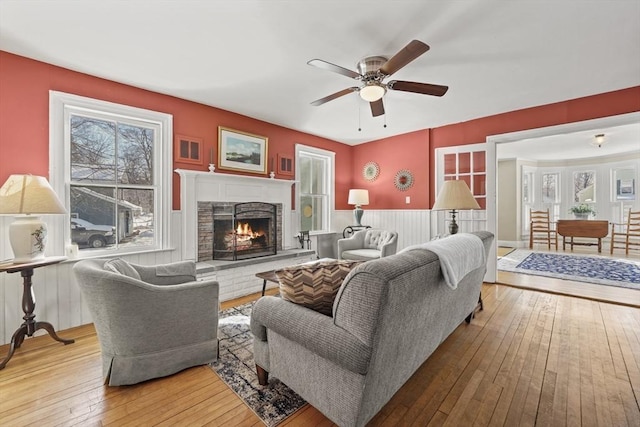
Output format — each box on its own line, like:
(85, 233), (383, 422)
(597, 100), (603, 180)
(210, 202), (278, 261)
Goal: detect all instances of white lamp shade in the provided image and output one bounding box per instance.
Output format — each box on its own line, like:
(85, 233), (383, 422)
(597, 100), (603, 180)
(0, 174), (66, 214)
(0, 174), (66, 263)
(348, 189), (369, 206)
(432, 180), (480, 210)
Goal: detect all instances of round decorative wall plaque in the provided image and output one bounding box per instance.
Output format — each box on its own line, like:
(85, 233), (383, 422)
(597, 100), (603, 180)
(394, 169), (414, 191)
(362, 161), (380, 182)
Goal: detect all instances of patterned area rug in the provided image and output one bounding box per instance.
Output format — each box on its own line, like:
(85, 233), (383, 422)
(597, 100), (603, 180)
(210, 303), (307, 426)
(498, 249), (640, 290)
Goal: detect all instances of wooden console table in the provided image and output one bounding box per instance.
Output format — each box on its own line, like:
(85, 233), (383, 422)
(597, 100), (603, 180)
(556, 219), (609, 252)
(0, 256), (75, 369)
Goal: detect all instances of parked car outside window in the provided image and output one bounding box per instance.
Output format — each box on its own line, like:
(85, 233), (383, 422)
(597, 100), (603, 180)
(71, 218), (115, 248)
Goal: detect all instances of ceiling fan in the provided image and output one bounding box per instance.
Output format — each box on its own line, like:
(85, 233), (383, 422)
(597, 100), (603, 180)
(308, 40), (448, 117)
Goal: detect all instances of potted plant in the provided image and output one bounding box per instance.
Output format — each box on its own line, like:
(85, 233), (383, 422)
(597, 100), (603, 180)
(569, 203), (596, 219)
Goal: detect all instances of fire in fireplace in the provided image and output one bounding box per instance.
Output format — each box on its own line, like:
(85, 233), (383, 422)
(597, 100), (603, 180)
(212, 202), (277, 260)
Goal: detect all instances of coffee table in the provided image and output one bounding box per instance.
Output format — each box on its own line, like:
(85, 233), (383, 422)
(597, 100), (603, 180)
(255, 270), (279, 296)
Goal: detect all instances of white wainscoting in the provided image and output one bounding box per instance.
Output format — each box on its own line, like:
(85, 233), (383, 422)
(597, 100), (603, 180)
(0, 208), (487, 346)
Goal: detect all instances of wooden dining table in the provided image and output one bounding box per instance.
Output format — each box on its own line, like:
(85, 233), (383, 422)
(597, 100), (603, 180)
(556, 219), (609, 252)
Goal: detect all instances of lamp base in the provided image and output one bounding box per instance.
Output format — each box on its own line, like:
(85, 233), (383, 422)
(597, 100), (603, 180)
(448, 210), (459, 235)
(9, 216), (48, 263)
(353, 206), (364, 226)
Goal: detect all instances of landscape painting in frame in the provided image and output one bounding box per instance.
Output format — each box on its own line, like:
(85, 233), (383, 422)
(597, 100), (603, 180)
(218, 126), (268, 174)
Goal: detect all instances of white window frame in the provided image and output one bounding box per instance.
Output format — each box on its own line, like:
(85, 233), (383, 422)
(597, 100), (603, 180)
(295, 144), (335, 234)
(49, 91), (173, 257)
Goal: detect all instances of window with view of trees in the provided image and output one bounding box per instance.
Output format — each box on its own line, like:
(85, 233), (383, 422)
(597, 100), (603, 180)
(50, 91), (172, 255)
(573, 171), (595, 203)
(70, 115), (157, 250)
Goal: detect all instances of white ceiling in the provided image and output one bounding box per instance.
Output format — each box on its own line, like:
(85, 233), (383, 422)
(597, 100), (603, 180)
(1, 0), (639, 146)
(497, 121), (640, 161)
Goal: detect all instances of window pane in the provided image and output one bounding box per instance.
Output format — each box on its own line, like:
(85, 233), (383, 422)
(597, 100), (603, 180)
(458, 152), (471, 174)
(118, 188), (154, 248)
(613, 168), (636, 201)
(522, 173), (530, 203)
(542, 173), (558, 203)
(473, 151), (486, 173)
(573, 171), (595, 202)
(118, 123), (154, 185)
(444, 153), (456, 175)
(299, 156), (311, 194)
(70, 186), (116, 250)
(70, 115), (116, 184)
(300, 195), (324, 231)
(311, 157), (325, 194)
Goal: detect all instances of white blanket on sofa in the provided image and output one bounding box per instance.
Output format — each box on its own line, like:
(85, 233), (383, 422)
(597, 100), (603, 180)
(399, 233), (486, 289)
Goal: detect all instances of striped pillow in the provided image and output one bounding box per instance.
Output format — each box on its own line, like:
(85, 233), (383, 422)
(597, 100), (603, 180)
(275, 259), (362, 316)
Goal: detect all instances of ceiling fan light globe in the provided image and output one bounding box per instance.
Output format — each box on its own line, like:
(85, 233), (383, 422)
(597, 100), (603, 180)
(360, 84), (386, 102)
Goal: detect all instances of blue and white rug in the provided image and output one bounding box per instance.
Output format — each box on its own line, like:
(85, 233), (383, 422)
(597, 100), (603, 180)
(498, 249), (640, 290)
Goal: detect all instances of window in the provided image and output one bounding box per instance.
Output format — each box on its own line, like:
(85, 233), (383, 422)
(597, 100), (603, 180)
(541, 173), (559, 204)
(613, 167), (636, 201)
(50, 91), (172, 256)
(573, 171), (595, 202)
(442, 149), (486, 209)
(296, 144), (334, 233)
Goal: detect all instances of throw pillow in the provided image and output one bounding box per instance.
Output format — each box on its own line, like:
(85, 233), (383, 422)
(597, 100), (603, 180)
(275, 259), (362, 316)
(103, 258), (141, 280)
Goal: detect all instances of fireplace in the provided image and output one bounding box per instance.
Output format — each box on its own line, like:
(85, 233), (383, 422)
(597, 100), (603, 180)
(210, 202), (278, 261)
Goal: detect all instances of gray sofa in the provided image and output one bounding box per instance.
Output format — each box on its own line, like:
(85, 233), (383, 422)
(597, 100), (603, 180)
(73, 259), (219, 386)
(251, 231), (493, 427)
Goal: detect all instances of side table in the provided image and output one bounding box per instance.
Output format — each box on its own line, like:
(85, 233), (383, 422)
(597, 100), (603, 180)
(0, 256), (75, 369)
(342, 225), (371, 238)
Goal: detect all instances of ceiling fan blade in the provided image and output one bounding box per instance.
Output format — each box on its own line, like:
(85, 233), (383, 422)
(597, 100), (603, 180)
(379, 40), (430, 76)
(307, 59), (361, 79)
(310, 87), (358, 106)
(387, 80), (449, 97)
(370, 99), (385, 117)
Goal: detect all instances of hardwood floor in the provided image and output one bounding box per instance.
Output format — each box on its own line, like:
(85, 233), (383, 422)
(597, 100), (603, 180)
(497, 245), (640, 308)
(1, 285), (639, 426)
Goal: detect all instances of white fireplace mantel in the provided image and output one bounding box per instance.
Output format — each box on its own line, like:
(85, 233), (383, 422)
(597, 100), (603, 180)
(175, 169), (296, 260)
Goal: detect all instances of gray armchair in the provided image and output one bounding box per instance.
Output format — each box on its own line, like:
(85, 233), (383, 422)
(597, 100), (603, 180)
(72, 258), (219, 386)
(338, 228), (398, 261)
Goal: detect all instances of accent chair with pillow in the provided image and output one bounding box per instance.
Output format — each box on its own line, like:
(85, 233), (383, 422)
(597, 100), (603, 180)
(72, 258), (219, 386)
(337, 228), (398, 261)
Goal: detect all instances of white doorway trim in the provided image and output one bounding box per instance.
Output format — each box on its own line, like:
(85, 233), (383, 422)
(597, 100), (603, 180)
(485, 111), (640, 282)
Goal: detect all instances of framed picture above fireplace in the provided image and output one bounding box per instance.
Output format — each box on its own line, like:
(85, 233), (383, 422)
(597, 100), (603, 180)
(218, 126), (268, 174)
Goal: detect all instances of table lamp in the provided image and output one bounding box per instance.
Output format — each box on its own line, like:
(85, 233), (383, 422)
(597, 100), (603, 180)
(0, 174), (67, 263)
(432, 180), (480, 235)
(348, 189), (369, 226)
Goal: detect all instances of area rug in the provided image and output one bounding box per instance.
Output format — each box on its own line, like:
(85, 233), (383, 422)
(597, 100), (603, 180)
(210, 303), (307, 426)
(498, 249), (640, 290)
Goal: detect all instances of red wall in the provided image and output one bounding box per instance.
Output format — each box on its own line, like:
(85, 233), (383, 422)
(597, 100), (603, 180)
(0, 51), (353, 210)
(1, 51), (638, 213)
(426, 86), (640, 204)
(351, 129), (430, 209)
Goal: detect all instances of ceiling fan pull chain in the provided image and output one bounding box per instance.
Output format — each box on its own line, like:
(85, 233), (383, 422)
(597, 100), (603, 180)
(358, 99), (362, 132)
